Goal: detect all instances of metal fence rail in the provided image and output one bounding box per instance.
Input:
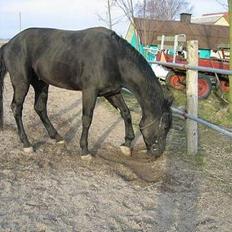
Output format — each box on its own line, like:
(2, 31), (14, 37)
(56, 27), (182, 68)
(171, 107), (232, 138)
(151, 60), (232, 75)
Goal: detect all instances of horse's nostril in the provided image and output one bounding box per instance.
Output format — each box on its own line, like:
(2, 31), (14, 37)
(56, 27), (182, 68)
(149, 146), (161, 157)
(152, 144), (159, 151)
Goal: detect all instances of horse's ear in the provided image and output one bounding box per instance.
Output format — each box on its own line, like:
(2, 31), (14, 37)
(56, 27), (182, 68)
(162, 85), (174, 107)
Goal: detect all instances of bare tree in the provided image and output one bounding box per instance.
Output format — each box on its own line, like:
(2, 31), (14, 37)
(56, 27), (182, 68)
(136, 0), (192, 20)
(113, 0), (142, 49)
(113, 0), (136, 23)
(107, 0), (113, 29)
(98, 0), (123, 30)
(216, 0), (228, 9)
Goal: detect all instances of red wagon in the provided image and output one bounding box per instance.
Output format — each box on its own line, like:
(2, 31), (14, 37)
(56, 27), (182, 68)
(156, 51), (230, 99)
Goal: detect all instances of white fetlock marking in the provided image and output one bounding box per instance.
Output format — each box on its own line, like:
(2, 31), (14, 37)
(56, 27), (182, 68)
(120, 146), (132, 157)
(57, 140), (65, 144)
(23, 147), (34, 153)
(81, 154), (93, 161)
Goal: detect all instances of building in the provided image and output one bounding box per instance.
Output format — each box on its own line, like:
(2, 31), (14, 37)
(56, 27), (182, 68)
(191, 12), (229, 26)
(125, 13), (229, 60)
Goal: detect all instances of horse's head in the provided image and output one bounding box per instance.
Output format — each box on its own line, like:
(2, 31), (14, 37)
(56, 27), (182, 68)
(140, 111), (172, 157)
(140, 86), (173, 157)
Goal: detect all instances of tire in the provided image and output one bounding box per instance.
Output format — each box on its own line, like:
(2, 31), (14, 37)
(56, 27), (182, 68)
(166, 71), (212, 99)
(198, 74), (212, 99)
(166, 71), (185, 90)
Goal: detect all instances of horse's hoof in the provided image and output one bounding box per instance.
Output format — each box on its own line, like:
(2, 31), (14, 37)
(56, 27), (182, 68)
(80, 154), (93, 161)
(120, 145), (132, 157)
(56, 140), (65, 145)
(23, 147), (34, 153)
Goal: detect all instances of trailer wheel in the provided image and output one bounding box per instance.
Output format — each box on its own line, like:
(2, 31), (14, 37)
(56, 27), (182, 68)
(198, 75), (212, 99)
(166, 71), (185, 90)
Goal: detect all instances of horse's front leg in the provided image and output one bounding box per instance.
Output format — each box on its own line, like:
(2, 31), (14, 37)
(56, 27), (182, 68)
(105, 92), (135, 156)
(80, 88), (97, 160)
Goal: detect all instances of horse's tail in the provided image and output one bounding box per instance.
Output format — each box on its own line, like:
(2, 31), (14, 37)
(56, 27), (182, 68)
(0, 44), (7, 129)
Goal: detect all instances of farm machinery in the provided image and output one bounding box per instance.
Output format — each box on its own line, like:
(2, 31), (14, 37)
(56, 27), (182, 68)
(154, 50), (230, 99)
(148, 34), (230, 99)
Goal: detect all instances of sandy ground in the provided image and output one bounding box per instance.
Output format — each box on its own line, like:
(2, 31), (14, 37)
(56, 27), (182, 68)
(0, 76), (232, 232)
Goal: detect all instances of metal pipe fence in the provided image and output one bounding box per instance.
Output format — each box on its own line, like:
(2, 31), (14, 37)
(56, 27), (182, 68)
(171, 107), (232, 138)
(151, 60), (232, 75)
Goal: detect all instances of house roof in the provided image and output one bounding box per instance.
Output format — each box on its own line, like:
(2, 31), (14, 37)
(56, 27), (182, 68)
(134, 17), (229, 49)
(191, 12), (229, 25)
(191, 15), (222, 24)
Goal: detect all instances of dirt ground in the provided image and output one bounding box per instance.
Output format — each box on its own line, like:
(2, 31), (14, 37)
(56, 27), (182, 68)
(0, 76), (232, 232)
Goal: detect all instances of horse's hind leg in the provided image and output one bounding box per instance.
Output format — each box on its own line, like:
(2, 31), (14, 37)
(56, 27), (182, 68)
(31, 79), (64, 143)
(105, 92), (135, 156)
(10, 75), (32, 151)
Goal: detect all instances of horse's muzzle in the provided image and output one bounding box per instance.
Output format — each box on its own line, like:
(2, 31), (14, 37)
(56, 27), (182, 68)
(147, 142), (165, 158)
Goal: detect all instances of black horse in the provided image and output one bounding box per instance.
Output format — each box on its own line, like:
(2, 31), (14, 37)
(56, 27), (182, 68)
(0, 27), (173, 159)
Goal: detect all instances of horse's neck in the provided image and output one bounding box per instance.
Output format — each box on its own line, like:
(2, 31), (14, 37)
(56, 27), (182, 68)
(125, 77), (163, 121)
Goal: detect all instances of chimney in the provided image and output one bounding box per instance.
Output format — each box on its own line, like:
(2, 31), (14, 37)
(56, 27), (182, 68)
(180, 13), (192, 23)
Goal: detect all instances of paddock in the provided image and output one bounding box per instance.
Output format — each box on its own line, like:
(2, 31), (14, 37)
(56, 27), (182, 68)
(0, 75), (231, 231)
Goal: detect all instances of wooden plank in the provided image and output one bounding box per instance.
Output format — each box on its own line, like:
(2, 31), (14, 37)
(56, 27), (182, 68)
(157, 35), (186, 42)
(186, 40), (198, 155)
(217, 43), (230, 49)
(157, 45), (175, 50)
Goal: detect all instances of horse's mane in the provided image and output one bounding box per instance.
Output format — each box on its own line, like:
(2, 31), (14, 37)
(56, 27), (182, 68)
(111, 32), (150, 70)
(111, 32), (161, 85)
(111, 31), (164, 105)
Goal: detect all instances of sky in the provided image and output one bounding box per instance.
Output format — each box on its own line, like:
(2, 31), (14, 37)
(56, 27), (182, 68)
(0, 0), (228, 39)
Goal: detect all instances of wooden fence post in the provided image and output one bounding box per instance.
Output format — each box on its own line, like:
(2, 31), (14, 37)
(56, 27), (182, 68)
(186, 40), (198, 155)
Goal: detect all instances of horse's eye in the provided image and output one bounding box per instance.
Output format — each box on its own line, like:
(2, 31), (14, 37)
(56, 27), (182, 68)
(164, 123), (169, 129)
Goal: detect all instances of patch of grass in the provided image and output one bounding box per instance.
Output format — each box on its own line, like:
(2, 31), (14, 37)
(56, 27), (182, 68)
(193, 153), (206, 167)
(172, 89), (232, 127)
(120, 88), (232, 127)
(172, 89), (186, 106)
(121, 91), (141, 113)
(100, 88), (232, 127)
(171, 147), (207, 169)
(98, 93), (141, 128)
(97, 97), (115, 113)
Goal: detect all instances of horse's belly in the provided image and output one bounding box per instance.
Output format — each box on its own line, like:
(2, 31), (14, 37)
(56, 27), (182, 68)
(34, 61), (82, 90)
(41, 76), (82, 90)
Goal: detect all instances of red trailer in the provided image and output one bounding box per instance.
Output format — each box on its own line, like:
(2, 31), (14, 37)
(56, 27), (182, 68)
(156, 51), (230, 99)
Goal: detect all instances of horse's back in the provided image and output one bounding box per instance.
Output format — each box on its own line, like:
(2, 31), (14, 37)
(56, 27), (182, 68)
(4, 27), (122, 92)
(5, 27), (114, 59)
